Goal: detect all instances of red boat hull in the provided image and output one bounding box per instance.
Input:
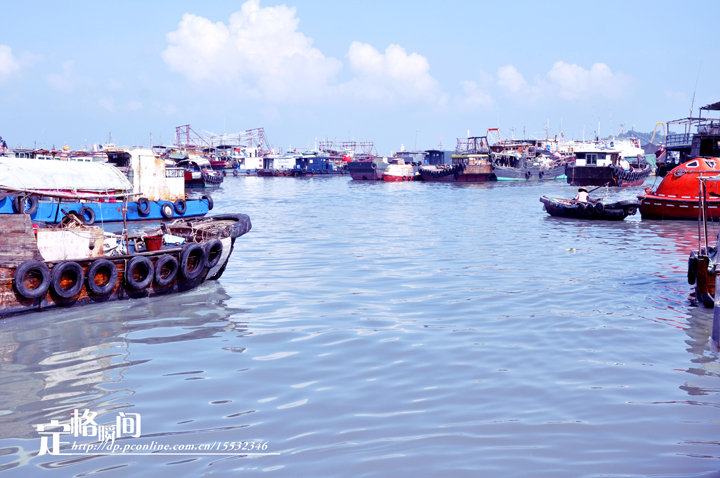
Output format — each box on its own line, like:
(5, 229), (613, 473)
(382, 175), (417, 182)
(638, 157), (720, 220)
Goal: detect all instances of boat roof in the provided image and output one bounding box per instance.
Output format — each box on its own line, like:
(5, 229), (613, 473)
(701, 101), (720, 111)
(0, 158), (133, 196)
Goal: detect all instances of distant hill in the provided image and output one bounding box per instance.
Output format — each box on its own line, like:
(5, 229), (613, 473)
(613, 130), (660, 146)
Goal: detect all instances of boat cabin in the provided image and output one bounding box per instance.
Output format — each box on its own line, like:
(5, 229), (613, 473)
(573, 148), (619, 167)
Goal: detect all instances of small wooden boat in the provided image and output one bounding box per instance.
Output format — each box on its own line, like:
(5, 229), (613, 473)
(0, 212), (251, 318)
(539, 195), (639, 220)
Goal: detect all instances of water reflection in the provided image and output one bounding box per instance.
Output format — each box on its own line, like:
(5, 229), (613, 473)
(0, 283), (247, 444)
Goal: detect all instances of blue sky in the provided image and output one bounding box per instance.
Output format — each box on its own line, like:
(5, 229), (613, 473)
(1, 0), (718, 154)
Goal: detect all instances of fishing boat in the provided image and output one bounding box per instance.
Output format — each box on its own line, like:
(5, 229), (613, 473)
(419, 136), (493, 182)
(348, 157), (388, 180)
(0, 152), (213, 224)
(565, 142), (651, 187)
(638, 157), (720, 220)
(0, 210), (251, 318)
(539, 195), (639, 220)
(382, 158), (419, 181)
(176, 155), (224, 188)
(487, 131), (569, 181)
(654, 100), (720, 176)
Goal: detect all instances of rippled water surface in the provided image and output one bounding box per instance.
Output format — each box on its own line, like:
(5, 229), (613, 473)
(1, 176), (720, 477)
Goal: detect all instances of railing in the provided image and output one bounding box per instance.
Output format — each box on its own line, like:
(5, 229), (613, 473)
(666, 133), (691, 148)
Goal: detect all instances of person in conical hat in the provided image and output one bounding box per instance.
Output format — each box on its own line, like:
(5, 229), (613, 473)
(574, 187), (589, 203)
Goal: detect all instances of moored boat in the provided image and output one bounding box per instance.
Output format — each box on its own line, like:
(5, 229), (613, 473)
(419, 136), (493, 182)
(565, 143), (651, 187)
(0, 153), (213, 223)
(488, 135), (570, 181)
(638, 157), (720, 220)
(382, 158), (419, 181)
(539, 195), (639, 220)
(0, 212), (251, 318)
(348, 157), (388, 180)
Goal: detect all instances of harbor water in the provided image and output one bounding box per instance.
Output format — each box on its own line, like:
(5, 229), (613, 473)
(1, 176), (720, 477)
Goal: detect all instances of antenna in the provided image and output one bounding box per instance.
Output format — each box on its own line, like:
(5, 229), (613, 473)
(690, 66), (701, 117)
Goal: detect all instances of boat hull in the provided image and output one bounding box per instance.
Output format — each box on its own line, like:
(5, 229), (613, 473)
(539, 196), (638, 220)
(493, 164), (566, 181)
(566, 164), (651, 187)
(419, 164), (494, 182)
(348, 161), (387, 180)
(0, 195), (212, 223)
(0, 213), (251, 319)
(638, 195), (720, 220)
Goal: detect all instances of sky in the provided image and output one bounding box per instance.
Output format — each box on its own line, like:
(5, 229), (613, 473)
(0, 0), (718, 154)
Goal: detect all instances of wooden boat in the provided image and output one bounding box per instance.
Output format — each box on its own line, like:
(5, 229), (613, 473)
(0, 212), (250, 318)
(488, 136), (569, 181)
(419, 136), (493, 182)
(638, 157), (720, 220)
(539, 195), (639, 220)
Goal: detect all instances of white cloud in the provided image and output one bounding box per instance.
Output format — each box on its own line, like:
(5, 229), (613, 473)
(458, 80), (493, 108)
(46, 60), (78, 93)
(0, 45), (21, 81)
(464, 61), (631, 106)
(162, 0), (341, 101)
(344, 42), (445, 106)
(545, 61), (630, 100)
(497, 65), (528, 94)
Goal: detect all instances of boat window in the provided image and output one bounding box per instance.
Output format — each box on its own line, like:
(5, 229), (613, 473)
(706, 160), (716, 169)
(586, 153), (597, 165)
(686, 160), (699, 168)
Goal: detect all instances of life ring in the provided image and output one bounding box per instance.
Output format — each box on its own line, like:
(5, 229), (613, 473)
(688, 256), (698, 285)
(154, 254), (178, 287)
(86, 258), (117, 296)
(13, 196), (39, 215)
(14, 260), (51, 299)
(594, 201), (605, 213)
(51, 261), (85, 299)
(204, 239), (223, 269)
(160, 202), (174, 219)
(174, 198), (187, 215)
(202, 193), (214, 210)
(125, 256), (154, 290)
(137, 197), (151, 216)
(179, 243), (207, 280)
(79, 206), (95, 225)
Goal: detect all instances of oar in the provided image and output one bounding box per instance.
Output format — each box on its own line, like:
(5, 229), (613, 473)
(587, 182), (611, 194)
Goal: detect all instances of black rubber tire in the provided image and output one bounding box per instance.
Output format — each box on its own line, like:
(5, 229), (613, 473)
(202, 193), (214, 210)
(161, 203), (174, 219)
(79, 206), (96, 225)
(137, 197), (151, 216)
(14, 260), (51, 299)
(86, 259), (117, 296)
(154, 254), (179, 287)
(594, 202), (605, 214)
(179, 243), (206, 280)
(204, 239), (223, 269)
(51, 261), (85, 299)
(174, 198), (187, 215)
(13, 196), (39, 215)
(125, 256), (154, 290)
